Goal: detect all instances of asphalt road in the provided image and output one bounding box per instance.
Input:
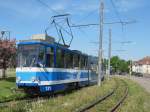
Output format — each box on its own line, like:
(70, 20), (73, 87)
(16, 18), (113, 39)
(129, 76), (150, 93)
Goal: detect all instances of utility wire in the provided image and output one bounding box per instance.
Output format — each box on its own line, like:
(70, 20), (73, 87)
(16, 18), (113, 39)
(110, 0), (123, 24)
(66, 18), (74, 46)
(69, 21), (87, 40)
(54, 22), (72, 36)
(76, 0), (100, 23)
(36, 0), (59, 14)
(70, 20), (136, 27)
(76, 8), (99, 23)
(37, 0), (73, 45)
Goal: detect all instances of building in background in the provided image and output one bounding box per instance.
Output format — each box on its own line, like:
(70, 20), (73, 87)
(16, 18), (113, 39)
(132, 56), (150, 75)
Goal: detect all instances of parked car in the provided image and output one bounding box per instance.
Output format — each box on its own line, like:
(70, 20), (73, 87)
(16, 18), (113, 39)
(132, 72), (143, 77)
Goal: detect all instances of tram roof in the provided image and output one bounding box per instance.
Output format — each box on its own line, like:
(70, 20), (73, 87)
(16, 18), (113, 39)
(18, 40), (88, 56)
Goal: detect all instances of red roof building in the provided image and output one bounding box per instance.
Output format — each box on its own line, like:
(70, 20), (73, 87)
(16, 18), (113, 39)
(133, 57), (150, 75)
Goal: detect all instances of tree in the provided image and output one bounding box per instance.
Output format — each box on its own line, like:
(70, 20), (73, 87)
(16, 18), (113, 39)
(118, 59), (129, 73)
(110, 56), (120, 73)
(102, 58), (108, 72)
(0, 33), (16, 79)
(110, 56), (130, 74)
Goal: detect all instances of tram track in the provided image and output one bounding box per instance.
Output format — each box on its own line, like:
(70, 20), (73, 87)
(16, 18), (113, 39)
(0, 84), (91, 108)
(0, 79), (129, 112)
(76, 79), (128, 112)
(109, 80), (128, 112)
(0, 95), (49, 108)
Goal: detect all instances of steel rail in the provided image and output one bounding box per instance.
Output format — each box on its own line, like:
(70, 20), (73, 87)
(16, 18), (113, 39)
(109, 80), (128, 112)
(0, 85), (92, 108)
(0, 96), (48, 108)
(75, 79), (118, 112)
(76, 79), (128, 112)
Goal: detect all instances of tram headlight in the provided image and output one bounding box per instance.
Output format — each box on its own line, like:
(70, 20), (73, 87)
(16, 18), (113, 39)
(37, 78), (40, 83)
(31, 77), (36, 82)
(16, 76), (21, 82)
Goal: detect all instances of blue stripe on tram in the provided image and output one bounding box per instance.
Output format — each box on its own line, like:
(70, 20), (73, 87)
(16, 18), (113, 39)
(16, 71), (90, 92)
(16, 71), (84, 81)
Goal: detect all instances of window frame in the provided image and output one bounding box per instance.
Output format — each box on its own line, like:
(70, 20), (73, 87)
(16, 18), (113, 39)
(45, 46), (54, 67)
(17, 44), (42, 67)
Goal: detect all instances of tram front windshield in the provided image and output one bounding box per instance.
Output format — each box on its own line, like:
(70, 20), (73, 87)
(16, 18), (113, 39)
(17, 44), (45, 67)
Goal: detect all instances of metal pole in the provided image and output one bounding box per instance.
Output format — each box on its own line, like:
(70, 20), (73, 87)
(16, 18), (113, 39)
(98, 1), (104, 86)
(108, 28), (112, 80)
(130, 60), (132, 76)
(129, 60), (132, 76)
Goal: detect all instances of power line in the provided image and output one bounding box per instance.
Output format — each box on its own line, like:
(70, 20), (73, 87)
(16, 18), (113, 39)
(66, 17), (74, 46)
(113, 50), (127, 52)
(36, 0), (60, 14)
(121, 41), (134, 44)
(110, 0), (123, 24)
(70, 20), (136, 27)
(109, 0), (137, 33)
(53, 21), (72, 37)
(76, 8), (99, 23)
(68, 0), (100, 23)
(69, 20), (91, 42)
(71, 23), (99, 27)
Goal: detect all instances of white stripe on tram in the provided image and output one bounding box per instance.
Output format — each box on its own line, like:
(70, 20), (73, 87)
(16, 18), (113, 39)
(16, 67), (90, 73)
(17, 78), (89, 86)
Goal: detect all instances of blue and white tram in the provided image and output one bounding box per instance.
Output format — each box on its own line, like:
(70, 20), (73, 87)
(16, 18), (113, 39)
(16, 34), (94, 93)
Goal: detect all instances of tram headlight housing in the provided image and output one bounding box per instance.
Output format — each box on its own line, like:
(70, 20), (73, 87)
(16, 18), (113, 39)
(31, 77), (36, 82)
(31, 77), (40, 83)
(16, 76), (21, 82)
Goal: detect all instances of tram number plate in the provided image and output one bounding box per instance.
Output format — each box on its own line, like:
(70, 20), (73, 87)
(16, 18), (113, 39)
(46, 86), (52, 91)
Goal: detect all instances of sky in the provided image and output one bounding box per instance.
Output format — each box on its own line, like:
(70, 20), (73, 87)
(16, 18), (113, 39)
(0, 0), (150, 61)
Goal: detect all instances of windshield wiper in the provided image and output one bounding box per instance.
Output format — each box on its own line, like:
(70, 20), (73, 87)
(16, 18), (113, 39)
(30, 57), (36, 67)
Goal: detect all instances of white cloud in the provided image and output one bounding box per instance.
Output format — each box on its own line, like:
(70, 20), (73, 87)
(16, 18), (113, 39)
(114, 0), (145, 12)
(52, 3), (65, 11)
(71, 1), (99, 13)
(50, 0), (100, 15)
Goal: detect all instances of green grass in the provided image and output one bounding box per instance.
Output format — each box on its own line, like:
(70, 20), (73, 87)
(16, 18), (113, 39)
(1, 79), (116, 112)
(88, 79), (127, 112)
(1, 77), (150, 112)
(0, 77), (15, 99)
(0, 77), (26, 103)
(90, 78), (150, 112)
(118, 78), (150, 112)
(0, 69), (26, 103)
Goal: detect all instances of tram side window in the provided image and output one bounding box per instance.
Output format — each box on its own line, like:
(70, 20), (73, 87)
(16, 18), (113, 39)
(81, 56), (85, 69)
(45, 47), (54, 67)
(79, 55), (81, 68)
(65, 52), (73, 68)
(73, 54), (79, 68)
(38, 46), (45, 67)
(56, 49), (65, 68)
(62, 50), (65, 67)
(81, 56), (88, 69)
(85, 56), (88, 69)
